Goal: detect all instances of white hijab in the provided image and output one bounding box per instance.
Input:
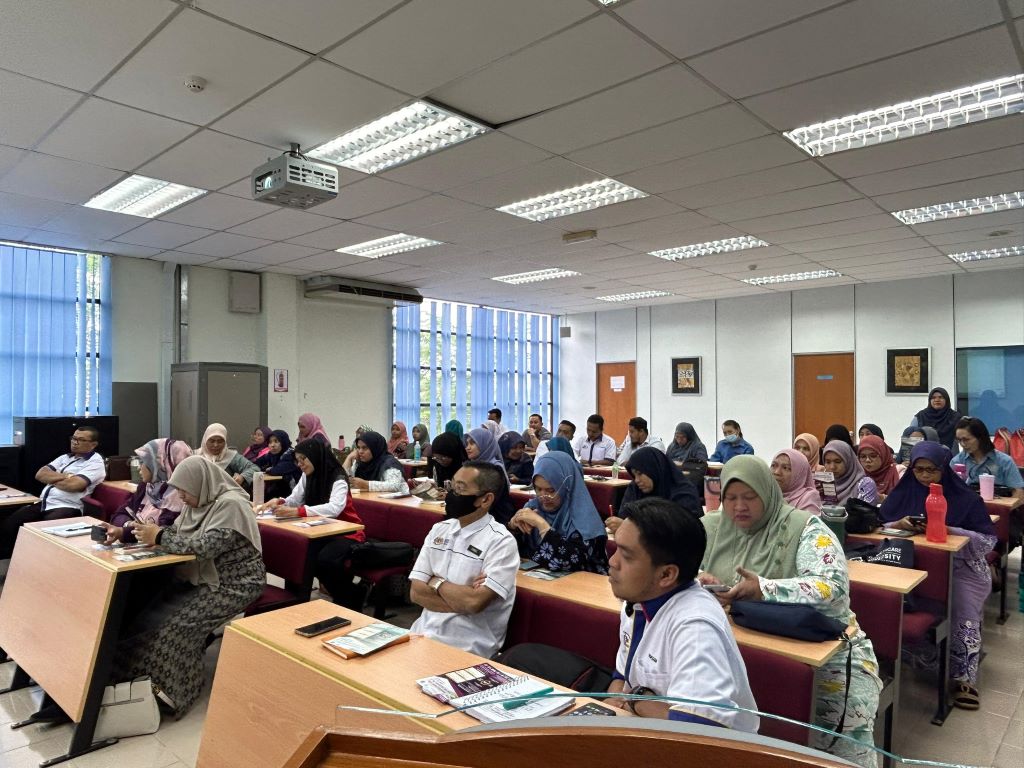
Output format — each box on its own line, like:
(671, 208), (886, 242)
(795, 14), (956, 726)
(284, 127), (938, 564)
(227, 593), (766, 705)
(195, 422), (238, 471)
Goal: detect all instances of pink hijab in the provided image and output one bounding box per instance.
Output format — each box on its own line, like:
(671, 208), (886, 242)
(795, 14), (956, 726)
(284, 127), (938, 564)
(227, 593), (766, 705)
(857, 435), (901, 495)
(793, 433), (822, 472)
(297, 413), (330, 445)
(387, 421), (409, 455)
(773, 449), (823, 514)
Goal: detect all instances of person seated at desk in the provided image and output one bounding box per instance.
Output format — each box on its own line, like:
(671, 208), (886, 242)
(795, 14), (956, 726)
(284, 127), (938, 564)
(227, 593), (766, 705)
(616, 416), (665, 464)
(426, 432), (468, 490)
(113, 456), (265, 717)
(0, 426), (106, 560)
(105, 438), (192, 544)
(444, 419), (464, 440)
(387, 421), (410, 458)
(522, 412), (552, 450)
(573, 414), (618, 466)
(666, 422), (708, 465)
(824, 424), (855, 449)
(857, 423), (885, 442)
(195, 423), (258, 488)
(709, 420), (754, 464)
(857, 436), (902, 502)
(509, 452), (608, 574)
(487, 408), (509, 436)
(541, 436), (577, 460)
(895, 426), (939, 466)
(405, 423), (432, 459)
(605, 447), (701, 534)
(953, 417), (1024, 507)
(409, 462), (520, 658)
(297, 412), (331, 447)
(770, 449), (822, 515)
(343, 431), (405, 493)
(822, 441), (877, 504)
(242, 426), (272, 463)
(465, 427), (515, 524)
(699, 456), (881, 768)
(254, 429), (301, 499)
(879, 442), (996, 711)
(793, 433), (822, 472)
(499, 431), (534, 484)
(535, 420), (575, 458)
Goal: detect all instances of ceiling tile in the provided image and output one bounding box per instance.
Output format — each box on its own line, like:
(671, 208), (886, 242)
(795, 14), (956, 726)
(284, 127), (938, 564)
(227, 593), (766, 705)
(114, 220), (213, 248)
(412, 209), (538, 243)
(18, 229), (106, 253)
(328, 258), (413, 279)
(733, 199), (883, 235)
(700, 253), (819, 276)
(0, 191), (73, 228)
(923, 223), (1024, 247)
(813, 244), (940, 268)
(203, 258), (267, 271)
(175, 232), (273, 258)
(869, 171), (1024, 213)
(36, 98), (196, 172)
(617, 224), (746, 254)
(502, 65), (726, 154)
(0, 153), (123, 204)
(212, 60), (406, 150)
(0, 224), (35, 243)
(286, 221), (394, 250)
(566, 104), (771, 177)
(153, 251), (219, 265)
(763, 213), (902, 244)
(596, 211), (720, 244)
(446, 157), (604, 209)
(307, 177), (431, 220)
(263, 263), (315, 276)
(99, 242), (163, 258)
(198, 0), (405, 53)
(958, 255), (1024, 272)
(278, 251), (367, 272)
(907, 207), (1024, 236)
(0, 71), (83, 150)
(699, 182), (862, 223)
(231, 242), (324, 265)
(0, 145), (28, 179)
(0, 0), (176, 91)
(138, 130), (277, 191)
(354, 194), (486, 231)
(326, 0), (595, 96)
(688, 0), (1004, 98)
(227, 208), (336, 240)
(542, 195), (683, 232)
(784, 226), (922, 254)
(430, 15), (669, 124)
(159, 193), (272, 229)
(849, 145), (1024, 197)
(661, 161), (838, 209)
(96, 9), (308, 124)
(37, 206), (146, 240)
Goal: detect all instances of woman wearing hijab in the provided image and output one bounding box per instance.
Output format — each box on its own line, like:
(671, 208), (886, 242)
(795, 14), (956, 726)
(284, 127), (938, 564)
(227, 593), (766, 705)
(255, 430), (301, 498)
(857, 424), (885, 441)
(699, 456), (881, 767)
(823, 424), (855, 449)
(896, 426), (939, 465)
(509, 452), (609, 574)
(665, 422), (708, 464)
(911, 387), (963, 450)
(465, 427), (516, 523)
(879, 442), (996, 710)
(195, 423), (258, 486)
(105, 438), (193, 544)
(499, 431), (534, 484)
(856, 435), (902, 501)
(427, 432), (468, 488)
(605, 447), (701, 534)
(543, 436), (576, 459)
(770, 449), (823, 515)
(387, 421), (410, 458)
(822, 440), (877, 504)
(242, 427), (272, 462)
(444, 419), (464, 440)
(112, 456), (265, 717)
(793, 433), (822, 472)
(346, 431), (405, 492)
(297, 413), (331, 446)
(405, 424), (432, 459)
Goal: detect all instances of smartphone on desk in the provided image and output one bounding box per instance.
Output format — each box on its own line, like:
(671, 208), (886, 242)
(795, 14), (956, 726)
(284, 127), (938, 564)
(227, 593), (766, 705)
(295, 616), (352, 637)
(879, 527), (916, 538)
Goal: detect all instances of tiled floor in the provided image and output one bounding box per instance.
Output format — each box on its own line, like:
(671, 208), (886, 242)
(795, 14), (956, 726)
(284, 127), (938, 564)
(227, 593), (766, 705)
(1, 561), (1021, 767)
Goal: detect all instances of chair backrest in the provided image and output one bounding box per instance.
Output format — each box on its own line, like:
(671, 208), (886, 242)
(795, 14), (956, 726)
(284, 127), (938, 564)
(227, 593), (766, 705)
(519, 591), (619, 669)
(88, 484), (133, 521)
(910, 546), (950, 607)
(740, 644), (814, 745)
(985, 500), (1010, 548)
(258, 524), (310, 585)
(849, 582), (902, 663)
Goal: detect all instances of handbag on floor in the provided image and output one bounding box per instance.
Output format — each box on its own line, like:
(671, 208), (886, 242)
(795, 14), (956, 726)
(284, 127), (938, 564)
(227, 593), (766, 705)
(93, 677), (160, 740)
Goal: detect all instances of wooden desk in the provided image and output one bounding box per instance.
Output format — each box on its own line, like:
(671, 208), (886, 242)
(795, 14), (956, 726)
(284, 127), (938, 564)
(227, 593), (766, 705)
(199, 601), (602, 768)
(398, 459), (428, 480)
(256, 515), (364, 600)
(0, 518), (194, 766)
(850, 530), (967, 553)
(509, 477), (630, 516)
(0, 484), (40, 508)
(100, 479), (138, 493)
(846, 561), (927, 594)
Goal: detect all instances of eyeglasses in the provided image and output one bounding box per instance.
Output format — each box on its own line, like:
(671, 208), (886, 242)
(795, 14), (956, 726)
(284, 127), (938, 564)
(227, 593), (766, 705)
(912, 465), (942, 476)
(70, 436), (96, 444)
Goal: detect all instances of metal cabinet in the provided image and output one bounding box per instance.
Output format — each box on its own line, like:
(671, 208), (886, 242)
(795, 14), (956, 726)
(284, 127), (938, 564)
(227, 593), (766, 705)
(170, 363), (267, 449)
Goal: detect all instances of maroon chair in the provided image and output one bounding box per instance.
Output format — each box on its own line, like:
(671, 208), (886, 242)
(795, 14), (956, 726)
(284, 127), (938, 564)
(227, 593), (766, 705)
(985, 500), (1013, 624)
(245, 524), (307, 616)
(740, 645), (815, 746)
(82, 484), (133, 522)
(605, 539), (617, 559)
(524, 591), (619, 669)
(898, 545), (951, 725)
(850, 582), (902, 766)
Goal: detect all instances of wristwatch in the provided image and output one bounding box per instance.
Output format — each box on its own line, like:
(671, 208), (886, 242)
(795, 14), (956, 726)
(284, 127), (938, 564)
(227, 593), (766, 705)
(430, 577), (447, 593)
(628, 686), (654, 715)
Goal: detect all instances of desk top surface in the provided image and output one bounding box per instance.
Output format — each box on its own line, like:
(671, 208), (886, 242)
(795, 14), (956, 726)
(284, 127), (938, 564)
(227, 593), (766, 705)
(846, 560), (927, 594)
(255, 514), (364, 539)
(353, 490), (446, 513)
(0, 484), (40, 507)
(985, 496), (1019, 510)
(101, 479), (138, 493)
(849, 530), (968, 553)
(25, 517), (194, 572)
(398, 459), (428, 467)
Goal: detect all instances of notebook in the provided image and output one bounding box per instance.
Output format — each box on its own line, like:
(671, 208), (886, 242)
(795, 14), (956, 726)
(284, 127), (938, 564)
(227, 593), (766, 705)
(417, 663), (515, 704)
(322, 622), (410, 659)
(42, 523), (93, 538)
(446, 676), (574, 723)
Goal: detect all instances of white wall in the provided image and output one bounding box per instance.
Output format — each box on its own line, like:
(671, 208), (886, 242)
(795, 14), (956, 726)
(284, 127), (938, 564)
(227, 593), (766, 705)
(110, 255), (164, 382)
(558, 269), (1024, 454)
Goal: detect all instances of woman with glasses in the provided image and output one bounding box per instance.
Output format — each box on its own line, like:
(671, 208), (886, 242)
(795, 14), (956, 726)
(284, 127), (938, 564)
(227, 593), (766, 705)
(879, 442), (996, 711)
(508, 451), (608, 574)
(951, 417), (1024, 506)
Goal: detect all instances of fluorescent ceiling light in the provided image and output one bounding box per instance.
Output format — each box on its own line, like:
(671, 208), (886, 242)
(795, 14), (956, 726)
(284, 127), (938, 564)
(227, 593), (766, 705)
(336, 233), (442, 259)
(83, 175), (206, 218)
(498, 179), (648, 222)
(891, 191), (1024, 225)
(492, 268), (580, 285)
(597, 0), (621, 5)
(743, 269), (842, 286)
(784, 74), (1024, 156)
(650, 235), (769, 261)
(596, 290), (674, 302)
(308, 101), (488, 174)
(947, 245), (1023, 263)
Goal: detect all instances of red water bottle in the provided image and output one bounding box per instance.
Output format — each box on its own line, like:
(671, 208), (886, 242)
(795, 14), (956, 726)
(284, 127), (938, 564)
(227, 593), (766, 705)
(924, 483), (947, 543)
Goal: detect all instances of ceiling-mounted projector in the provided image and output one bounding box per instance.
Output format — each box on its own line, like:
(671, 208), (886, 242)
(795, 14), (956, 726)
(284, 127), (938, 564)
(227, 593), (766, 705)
(252, 144), (338, 209)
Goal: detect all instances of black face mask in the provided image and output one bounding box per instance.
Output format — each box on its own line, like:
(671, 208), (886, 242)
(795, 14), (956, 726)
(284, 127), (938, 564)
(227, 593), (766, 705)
(445, 491), (482, 519)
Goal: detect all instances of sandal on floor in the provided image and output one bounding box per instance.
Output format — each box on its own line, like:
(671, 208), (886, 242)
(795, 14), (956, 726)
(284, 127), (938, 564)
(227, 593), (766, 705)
(952, 683), (980, 710)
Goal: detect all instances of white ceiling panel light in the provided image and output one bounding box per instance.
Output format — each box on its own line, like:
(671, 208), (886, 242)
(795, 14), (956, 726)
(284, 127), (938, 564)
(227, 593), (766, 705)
(785, 74), (1024, 157)
(891, 191), (1024, 225)
(649, 235), (769, 261)
(335, 233), (443, 259)
(743, 269), (843, 286)
(308, 101), (489, 174)
(947, 245), (1023, 263)
(498, 178), (648, 222)
(492, 268), (580, 285)
(83, 175), (206, 218)
(596, 289), (674, 302)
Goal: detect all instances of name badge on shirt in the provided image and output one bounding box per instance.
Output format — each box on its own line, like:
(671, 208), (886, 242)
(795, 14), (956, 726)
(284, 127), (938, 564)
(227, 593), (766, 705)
(467, 544), (482, 556)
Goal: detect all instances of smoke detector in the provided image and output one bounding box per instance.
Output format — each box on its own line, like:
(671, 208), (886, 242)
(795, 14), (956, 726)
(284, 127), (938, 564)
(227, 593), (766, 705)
(183, 75), (207, 93)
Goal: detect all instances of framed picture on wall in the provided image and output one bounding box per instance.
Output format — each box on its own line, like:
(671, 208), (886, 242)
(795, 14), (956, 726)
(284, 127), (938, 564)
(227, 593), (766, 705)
(273, 369), (289, 392)
(886, 348), (929, 394)
(672, 357), (701, 395)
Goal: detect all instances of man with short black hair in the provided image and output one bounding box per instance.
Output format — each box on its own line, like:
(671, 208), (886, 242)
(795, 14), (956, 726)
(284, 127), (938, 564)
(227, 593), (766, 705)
(486, 408), (509, 436)
(536, 420), (577, 458)
(0, 426), (107, 559)
(572, 414), (617, 466)
(617, 416), (665, 463)
(409, 461), (519, 657)
(522, 413), (552, 449)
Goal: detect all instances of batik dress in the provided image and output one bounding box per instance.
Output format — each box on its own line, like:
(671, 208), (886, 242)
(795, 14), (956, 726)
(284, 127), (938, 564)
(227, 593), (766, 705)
(757, 516), (883, 768)
(949, 526), (996, 686)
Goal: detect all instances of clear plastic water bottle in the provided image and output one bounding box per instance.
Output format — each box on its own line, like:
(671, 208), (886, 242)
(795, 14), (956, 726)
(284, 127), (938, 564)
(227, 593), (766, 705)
(129, 457), (141, 483)
(413, 441), (421, 460)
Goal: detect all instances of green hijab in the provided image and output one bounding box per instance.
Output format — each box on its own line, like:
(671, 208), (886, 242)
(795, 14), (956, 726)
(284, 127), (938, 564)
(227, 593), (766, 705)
(701, 455), (811, 584)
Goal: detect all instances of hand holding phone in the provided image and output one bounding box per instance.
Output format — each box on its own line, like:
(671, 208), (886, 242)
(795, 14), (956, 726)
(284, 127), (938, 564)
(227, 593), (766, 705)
(703, 584), (730, 593)
(295, 616), (352, 637)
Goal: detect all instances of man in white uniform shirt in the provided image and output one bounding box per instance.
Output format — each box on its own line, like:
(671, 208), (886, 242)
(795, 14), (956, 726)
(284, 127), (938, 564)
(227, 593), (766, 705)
(573, 414), (618, 466)
(617, 416), (666, 463)
(409, 461), (520, 658)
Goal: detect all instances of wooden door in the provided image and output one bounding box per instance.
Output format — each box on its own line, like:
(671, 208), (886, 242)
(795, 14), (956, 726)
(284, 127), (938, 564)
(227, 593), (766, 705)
(793, 353), (855, 444)
(596, 362), (636, 446)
